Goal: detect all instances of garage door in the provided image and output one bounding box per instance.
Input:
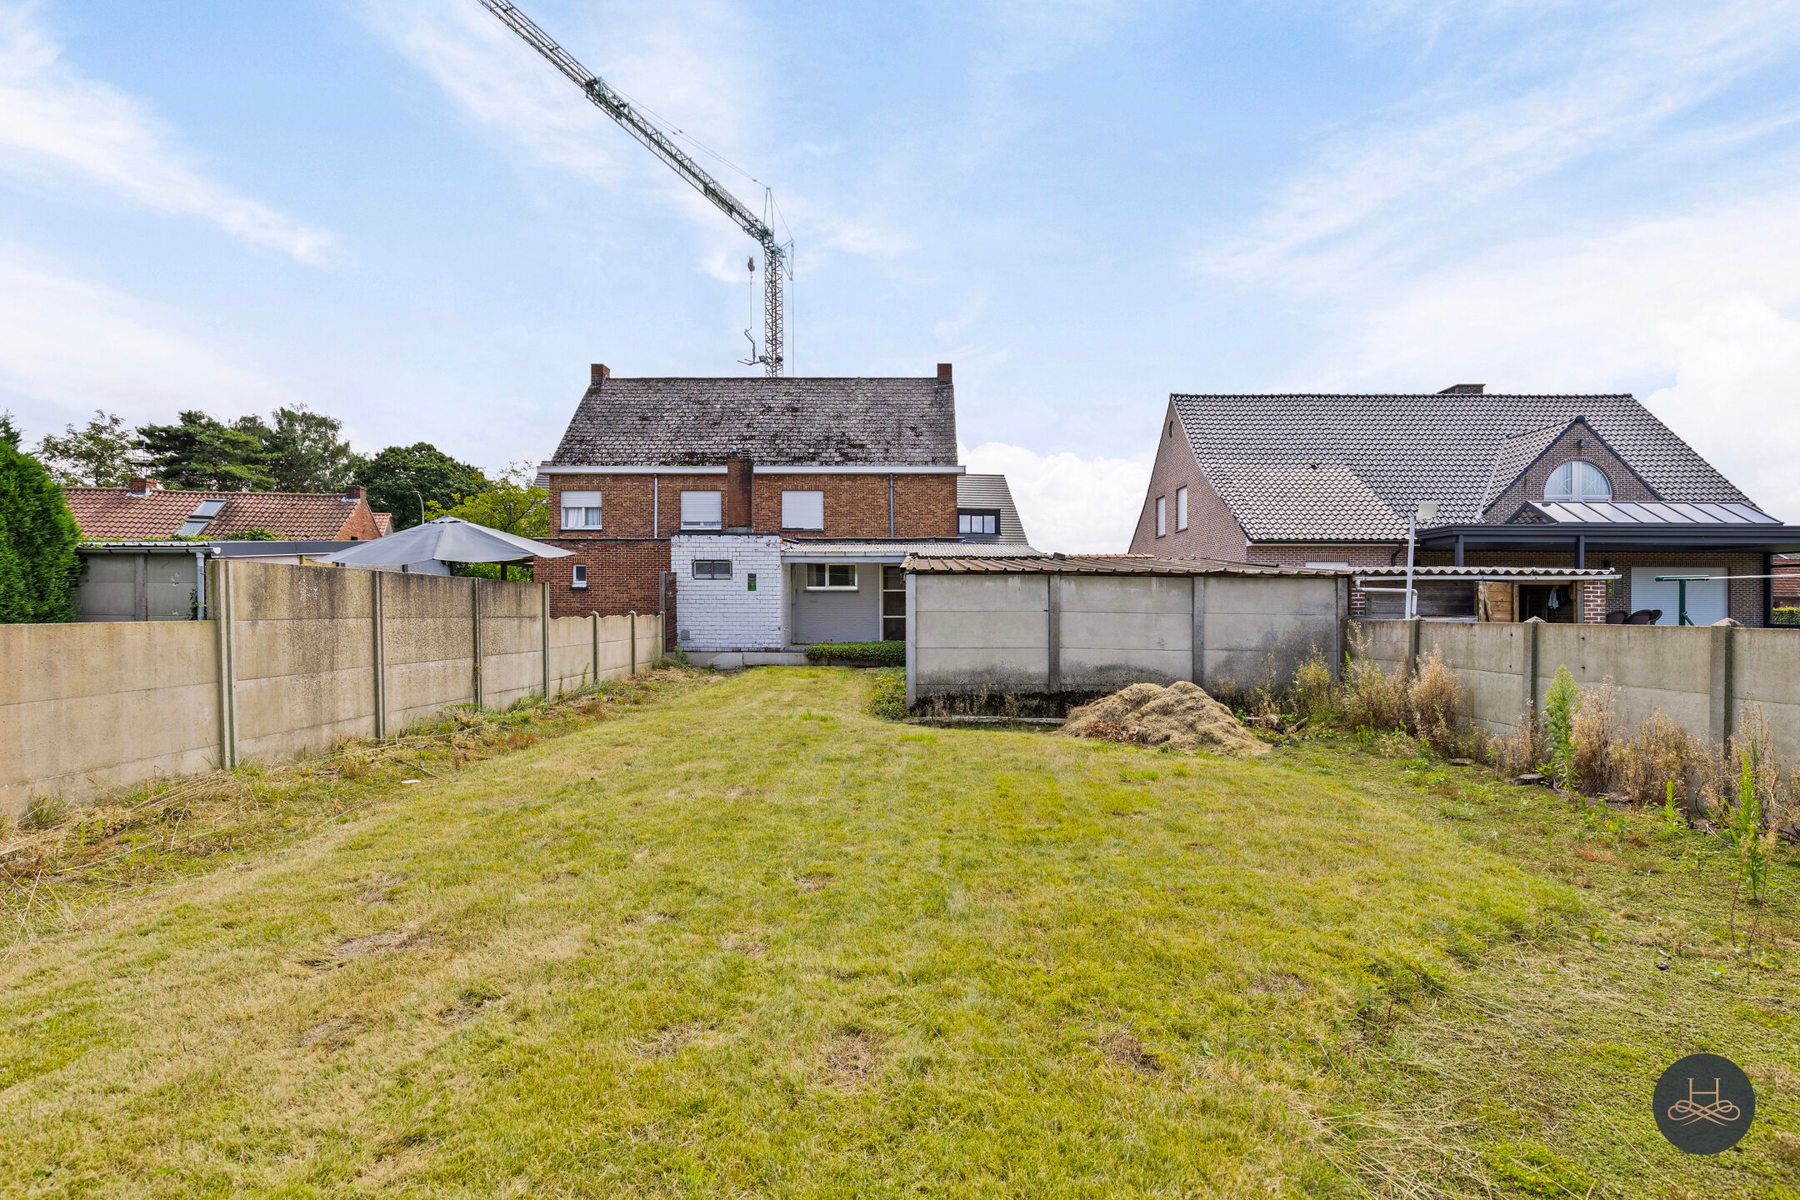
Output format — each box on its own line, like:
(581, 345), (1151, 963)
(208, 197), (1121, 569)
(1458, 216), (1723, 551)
(1630, 567), (1726, 626)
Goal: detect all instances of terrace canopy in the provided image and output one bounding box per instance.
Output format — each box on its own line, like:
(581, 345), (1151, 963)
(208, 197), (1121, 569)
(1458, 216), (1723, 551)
(317, 516), (571, 573)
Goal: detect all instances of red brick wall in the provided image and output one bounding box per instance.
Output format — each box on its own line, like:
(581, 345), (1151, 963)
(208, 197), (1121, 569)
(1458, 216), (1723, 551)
(540, 539), (670, 621)
(335, 502), (383, 541)
(1483, 422), (1659, 520)
(1128, 402), (1248, 559)
(751, 472), (956, 539)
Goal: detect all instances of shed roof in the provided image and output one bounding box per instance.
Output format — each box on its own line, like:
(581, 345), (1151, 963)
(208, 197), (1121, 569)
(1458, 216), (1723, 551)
(905, 553), (1342, 576)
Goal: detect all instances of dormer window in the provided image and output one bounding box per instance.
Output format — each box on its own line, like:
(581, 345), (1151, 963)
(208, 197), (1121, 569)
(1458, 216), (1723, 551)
(1545, 460), (1611, 502)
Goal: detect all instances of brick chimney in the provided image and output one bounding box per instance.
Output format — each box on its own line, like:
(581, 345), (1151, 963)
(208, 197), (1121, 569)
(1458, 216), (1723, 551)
(342, 484), (367, 502)
(591, 363), (611, 385)
(724, 455), (753, 530)
(127, 476), (156, 496)
(936, 362), (953, 383)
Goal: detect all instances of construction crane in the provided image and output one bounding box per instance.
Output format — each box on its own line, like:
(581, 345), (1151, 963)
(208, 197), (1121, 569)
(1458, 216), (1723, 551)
(480, 0), (790, 375)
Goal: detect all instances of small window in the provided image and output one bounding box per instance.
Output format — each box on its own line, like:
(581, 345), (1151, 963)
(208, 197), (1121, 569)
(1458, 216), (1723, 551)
(881, 564), (906, 640)
(680, 490), (722, 530)
(571, 564), (588, 590)
(692, 559), (732, 580)
(783, 490), (825, 531)
(805, 563), (858, 590)
(1545, 460), (1612, 502)
(1155, 495), (1167, 538)
(957, 508), (1000, 536)
(560, 489), (602, 531)
(1175, 486), (1189, 532)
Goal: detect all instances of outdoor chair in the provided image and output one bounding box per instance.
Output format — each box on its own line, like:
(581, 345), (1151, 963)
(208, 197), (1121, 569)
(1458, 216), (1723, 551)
(1604, 611), (1626, 624)
(1623, 608), (1662, 625)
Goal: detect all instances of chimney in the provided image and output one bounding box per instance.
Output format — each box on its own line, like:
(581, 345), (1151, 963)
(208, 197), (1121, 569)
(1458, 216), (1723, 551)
(591, 363), (611, 385)
(342, 484), (367, 503)
(936, 362), (953, 383)
(724, 455), (753, 530)
(1438, 383), (1484, 395)
(127, 476), (156, 496)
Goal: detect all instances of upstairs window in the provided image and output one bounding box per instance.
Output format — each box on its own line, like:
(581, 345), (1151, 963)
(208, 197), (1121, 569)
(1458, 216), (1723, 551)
(1175, 486), (1189, 531)
(680, 490), (722, 530)
(783, 490), (825, 531)
(560, 490), (602, 531)
(957, 508), (1000, 536)
(1545, 460), (1612, 502)
(1155, 495), (1167, 538)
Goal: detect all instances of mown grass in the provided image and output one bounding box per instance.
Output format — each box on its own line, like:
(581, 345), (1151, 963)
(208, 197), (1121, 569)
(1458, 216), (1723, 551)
(0, 667), (1793, 1197)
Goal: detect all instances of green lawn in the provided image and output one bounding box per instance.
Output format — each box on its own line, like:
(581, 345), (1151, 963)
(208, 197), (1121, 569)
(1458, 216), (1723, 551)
(0, 667), (1794, 1198)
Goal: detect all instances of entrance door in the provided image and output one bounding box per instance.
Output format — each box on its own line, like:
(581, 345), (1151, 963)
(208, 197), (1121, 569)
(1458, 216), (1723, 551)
(881, 566), (906, 641)
(1517, 584), (1576, 623)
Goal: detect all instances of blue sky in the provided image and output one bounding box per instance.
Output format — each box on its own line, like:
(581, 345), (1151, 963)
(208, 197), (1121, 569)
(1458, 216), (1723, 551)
(5, 0), (1800, 550)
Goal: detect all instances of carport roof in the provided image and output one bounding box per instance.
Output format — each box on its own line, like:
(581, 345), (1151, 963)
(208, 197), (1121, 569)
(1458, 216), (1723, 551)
(904, 554), (1343, 576)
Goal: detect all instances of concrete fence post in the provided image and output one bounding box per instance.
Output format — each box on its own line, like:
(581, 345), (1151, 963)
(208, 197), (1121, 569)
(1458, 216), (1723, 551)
(1520, 618), (1542, 727)
(471, 581), (485, 708)
(371, 571), (388, 740)
(1190, 575), (1208, 689)
(540, 582), (552, 699)
(1045, 575), (1063, 694)
(629, 611), (638, 677)
(590, 612), (600, 684)
(1709, 622), (1738, 747)
(1403, 617), (1422, 680)
(1331, 576), (1348, 683)
(213, 558), (238, 770)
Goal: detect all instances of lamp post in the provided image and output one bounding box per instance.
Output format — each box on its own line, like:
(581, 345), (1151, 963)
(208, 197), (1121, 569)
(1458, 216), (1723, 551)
(1404, 500), (1440, 620)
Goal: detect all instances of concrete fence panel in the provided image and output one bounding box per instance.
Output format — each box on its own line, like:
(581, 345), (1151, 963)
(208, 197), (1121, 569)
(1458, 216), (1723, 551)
(1420, 623), (1528, 737)
(1735, 628), (1800, 763)
(1535, 625), (1712, 741)
(0, 563), (665, 818)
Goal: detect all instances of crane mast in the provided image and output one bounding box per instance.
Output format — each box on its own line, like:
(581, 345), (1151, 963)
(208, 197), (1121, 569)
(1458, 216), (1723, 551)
(480, 0), (788, 375)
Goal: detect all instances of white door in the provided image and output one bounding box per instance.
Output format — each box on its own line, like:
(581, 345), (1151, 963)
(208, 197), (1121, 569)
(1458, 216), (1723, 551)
(1630, 566), (1726, 625)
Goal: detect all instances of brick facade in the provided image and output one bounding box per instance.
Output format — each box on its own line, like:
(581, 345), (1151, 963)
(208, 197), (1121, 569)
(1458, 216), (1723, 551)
(750, 472), (957, 539)
(1481, 421), (1659, 520)
(669, 534), (786, 651)
(1129, 402), (1249, 560)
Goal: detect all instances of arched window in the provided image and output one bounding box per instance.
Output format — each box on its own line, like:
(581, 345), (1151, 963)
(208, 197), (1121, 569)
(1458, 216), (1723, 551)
(1545, 460), (1612, 502)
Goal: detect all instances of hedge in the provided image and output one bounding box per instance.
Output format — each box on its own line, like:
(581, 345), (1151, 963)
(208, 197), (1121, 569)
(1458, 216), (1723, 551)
(803, 640), (905, 667)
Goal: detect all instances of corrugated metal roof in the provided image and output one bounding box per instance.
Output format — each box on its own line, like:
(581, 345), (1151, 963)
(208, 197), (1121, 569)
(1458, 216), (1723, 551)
(905, 554), (1343, 576)
(787, 540), (1046, 559)
(955, 473), (1031, 545)
(1354, 565), (1618, 580)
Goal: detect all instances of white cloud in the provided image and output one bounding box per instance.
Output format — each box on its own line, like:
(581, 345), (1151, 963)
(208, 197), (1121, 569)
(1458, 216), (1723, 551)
(0, 245), (289, 433)
(1305, 187), (1800, 520)
(963, 440), (1151, 553)
(1206, 1), (1800, 287)
(0, 2), (333, 263)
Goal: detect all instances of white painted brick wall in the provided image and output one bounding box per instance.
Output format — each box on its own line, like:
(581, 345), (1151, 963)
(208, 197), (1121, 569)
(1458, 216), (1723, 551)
(669, 534), (787, 651)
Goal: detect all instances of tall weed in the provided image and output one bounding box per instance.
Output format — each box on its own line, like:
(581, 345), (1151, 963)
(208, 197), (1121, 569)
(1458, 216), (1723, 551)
(1569, 681), (1622, 796)
(1542, 667), (1580, 790)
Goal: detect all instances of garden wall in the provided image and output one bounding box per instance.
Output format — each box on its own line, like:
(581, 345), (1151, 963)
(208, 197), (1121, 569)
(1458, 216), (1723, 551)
(0, 561), (664, 817)
(1358, 618), (1800, 761)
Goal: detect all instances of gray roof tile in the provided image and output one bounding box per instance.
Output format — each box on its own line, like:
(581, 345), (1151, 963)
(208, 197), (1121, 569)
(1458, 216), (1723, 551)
(1172, 393), (1757, 541)
(549, 376), (956, 467)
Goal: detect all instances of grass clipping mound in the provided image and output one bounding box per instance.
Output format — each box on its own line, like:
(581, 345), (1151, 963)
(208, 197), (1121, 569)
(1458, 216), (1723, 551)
(1063, 681), (1269, 758)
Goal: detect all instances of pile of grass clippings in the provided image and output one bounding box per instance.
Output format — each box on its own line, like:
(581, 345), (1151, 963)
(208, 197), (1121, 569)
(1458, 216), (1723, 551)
(1064, 681), (1269, 757)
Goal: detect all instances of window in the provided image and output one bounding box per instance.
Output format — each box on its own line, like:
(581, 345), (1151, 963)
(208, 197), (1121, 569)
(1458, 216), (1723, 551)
(957, 508), (1000, 536)
(1155, 495), (1167, 537)
(560, 489), (602, 531)
(692, 559), (732, 580)
(1175, 486), (1189, 532)
(1545, 460), (1612, 502)
(680, 490), (722, 530)
(881, 564), (906, 641)
(805, 563), (858, 590)
(782, 490), (825, 530)
(570, 564), (588, 590)
(176, 498), (227, 538)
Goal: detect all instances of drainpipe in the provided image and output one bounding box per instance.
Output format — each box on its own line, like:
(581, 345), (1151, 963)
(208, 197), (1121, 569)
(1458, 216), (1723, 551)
(192, 548), (209, 619)
(888, 474), (896, 538)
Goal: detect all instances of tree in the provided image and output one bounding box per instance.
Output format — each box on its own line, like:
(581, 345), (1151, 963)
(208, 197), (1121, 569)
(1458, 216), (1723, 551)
(35, 410), (136, 486)
(0, 411), (19, 449)
(0, 439), (83, 623)
(136, 411), (272, 491)
(359, 443), (489, 528)
(245, 406), (362, 492)
(427, 464), (548, 537)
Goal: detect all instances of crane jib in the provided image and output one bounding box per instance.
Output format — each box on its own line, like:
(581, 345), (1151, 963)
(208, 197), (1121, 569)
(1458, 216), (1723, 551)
(482, 0), (787, 375)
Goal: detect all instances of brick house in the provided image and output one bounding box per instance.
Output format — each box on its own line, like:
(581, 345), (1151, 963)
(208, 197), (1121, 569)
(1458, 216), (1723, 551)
(66, 477), (388, 542)
(535, 364), (1034, 656)
(1130, 386), (1800, 626)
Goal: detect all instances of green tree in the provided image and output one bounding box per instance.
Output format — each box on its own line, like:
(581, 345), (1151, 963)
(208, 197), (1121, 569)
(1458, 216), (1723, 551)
(35, 410), (136, 486)
(136, 411), (272, 491)
(0, 411), (19, 448)
(427, 464), (548, 537)
(243, 406), (362, 492)
(359, 443), (489, 529)
(0, 439), (83, 623)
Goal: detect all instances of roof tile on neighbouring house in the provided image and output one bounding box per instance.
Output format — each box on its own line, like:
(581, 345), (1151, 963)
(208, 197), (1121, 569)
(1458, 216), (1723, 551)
(548, 376), (957, 467)
(1172, 392), (1758, 541)
(66, 487), (376, 541)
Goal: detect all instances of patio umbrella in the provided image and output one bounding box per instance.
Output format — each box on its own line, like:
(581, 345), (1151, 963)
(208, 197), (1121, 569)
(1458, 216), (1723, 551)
(316, 516), (571, 573)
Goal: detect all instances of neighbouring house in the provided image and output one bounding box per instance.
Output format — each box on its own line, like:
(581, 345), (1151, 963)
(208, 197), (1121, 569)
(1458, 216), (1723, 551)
(64, 477), (392, 622)
(534, 363), (1037, 659)
(1131, 386), (1800, 626)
